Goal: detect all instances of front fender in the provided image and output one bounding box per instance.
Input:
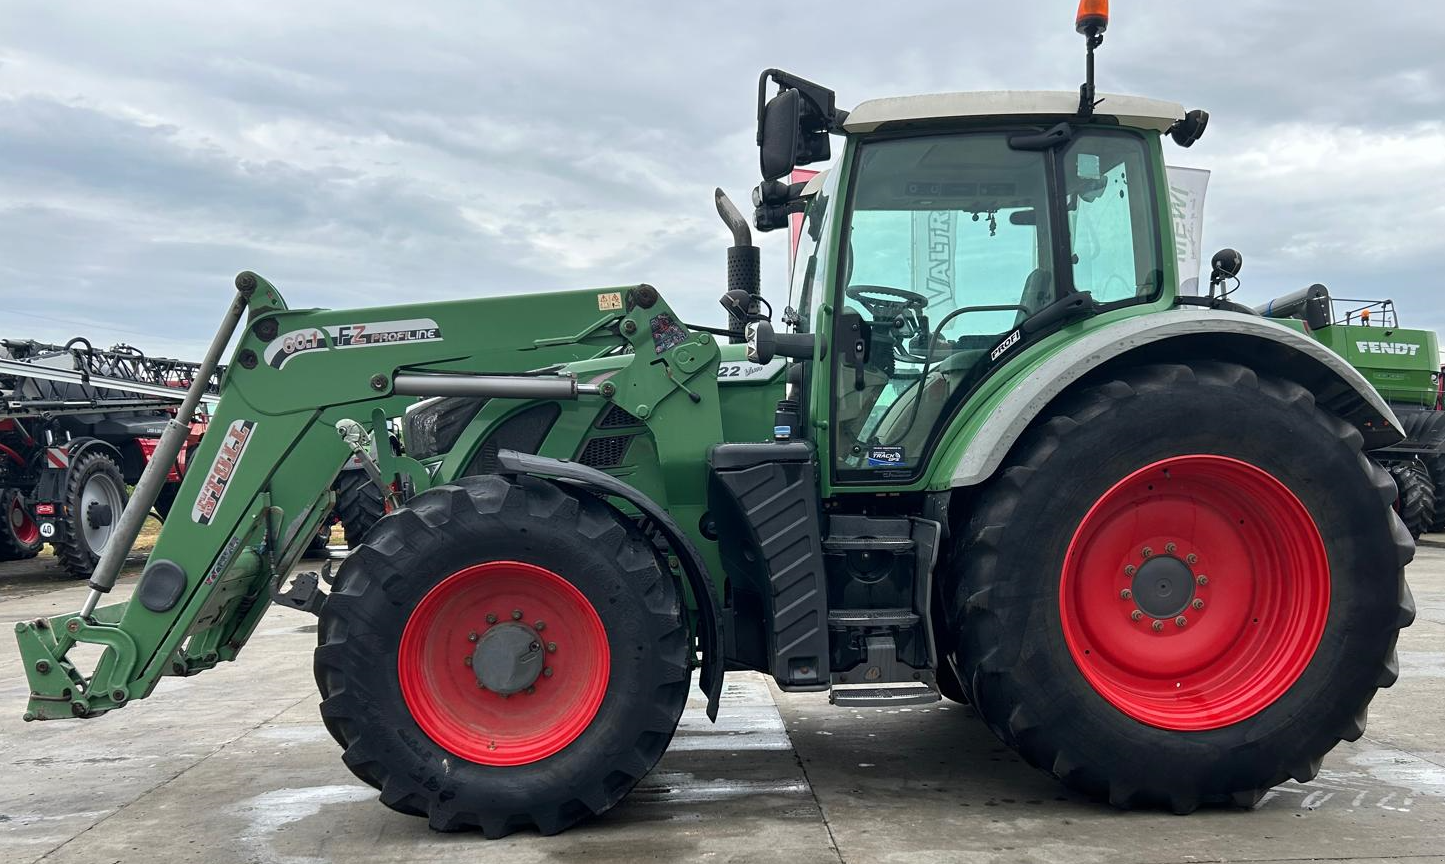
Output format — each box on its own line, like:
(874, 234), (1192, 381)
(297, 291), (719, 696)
(945, 309), (1402, 488)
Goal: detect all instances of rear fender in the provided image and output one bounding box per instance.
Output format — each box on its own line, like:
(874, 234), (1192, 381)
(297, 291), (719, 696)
(945, 309), (1402, 488)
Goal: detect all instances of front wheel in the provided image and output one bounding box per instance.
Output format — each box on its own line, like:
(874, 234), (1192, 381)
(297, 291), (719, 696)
(949, 362), (1415, 812)
(315, 475), (690, 836)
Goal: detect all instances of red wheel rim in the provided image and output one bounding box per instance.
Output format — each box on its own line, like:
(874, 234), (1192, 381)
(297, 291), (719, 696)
(7, 494), (39, 546)
(1059, 455), (1329, 731)
(397, 561), (610, 766)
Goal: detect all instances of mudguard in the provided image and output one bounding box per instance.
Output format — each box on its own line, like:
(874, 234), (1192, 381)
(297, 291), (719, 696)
(949, 308), (1403, 488)
(494, 449), (725, 720)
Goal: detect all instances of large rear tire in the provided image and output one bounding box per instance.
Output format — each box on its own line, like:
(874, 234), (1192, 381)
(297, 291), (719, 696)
(53, 451), (128, 579)
(948, 362), (1414, 812)
(0, 488), (42, 561)
(315, 475), (690, 836)
(1388, 460), (1436, 540)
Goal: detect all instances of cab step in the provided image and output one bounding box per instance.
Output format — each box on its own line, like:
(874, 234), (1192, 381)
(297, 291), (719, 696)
(829, 682), (940, 707)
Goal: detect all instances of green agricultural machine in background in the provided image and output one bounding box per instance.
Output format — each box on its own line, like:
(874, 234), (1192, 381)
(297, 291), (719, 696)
(13, 5), (1416, 838)
(1256, 285), (1445, 537)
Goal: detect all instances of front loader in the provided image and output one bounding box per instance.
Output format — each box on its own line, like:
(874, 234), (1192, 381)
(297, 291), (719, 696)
(15, 3), (1415, 838)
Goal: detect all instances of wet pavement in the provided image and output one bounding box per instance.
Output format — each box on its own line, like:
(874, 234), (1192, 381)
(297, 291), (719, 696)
(1, 540), (1443, 864)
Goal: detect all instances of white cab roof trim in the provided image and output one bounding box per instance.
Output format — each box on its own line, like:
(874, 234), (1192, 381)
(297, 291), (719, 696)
(842, 91), (1185, 134)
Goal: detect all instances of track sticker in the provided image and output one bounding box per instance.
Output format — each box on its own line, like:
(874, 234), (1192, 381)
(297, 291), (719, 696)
(263, 318), (444, 369)
(192, 419), (255, 525)
(867, 446), (907, 468)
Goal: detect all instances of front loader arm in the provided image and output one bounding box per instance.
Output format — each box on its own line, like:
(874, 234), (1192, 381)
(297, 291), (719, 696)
(16, 273), (720, 721)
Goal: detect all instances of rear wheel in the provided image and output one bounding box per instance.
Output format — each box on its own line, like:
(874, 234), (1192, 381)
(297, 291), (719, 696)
(315, 475), (689, 836)
(949, 362), (1414, 812)
(0, 488), (42, 561)
(53, 451), (128, 579)
(1388, 460), (1435, 539)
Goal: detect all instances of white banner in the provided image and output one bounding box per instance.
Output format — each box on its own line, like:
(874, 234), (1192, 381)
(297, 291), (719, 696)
(1166, 166), (1210, 295)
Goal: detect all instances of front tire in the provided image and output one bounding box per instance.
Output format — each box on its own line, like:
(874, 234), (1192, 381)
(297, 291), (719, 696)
(315, 475), (690, 836)
(948, 362), (1415, 812)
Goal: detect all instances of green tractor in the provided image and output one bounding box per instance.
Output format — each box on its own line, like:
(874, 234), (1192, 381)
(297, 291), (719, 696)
(14, 6), (1415, 837)
(1255, 286), (1444, 537)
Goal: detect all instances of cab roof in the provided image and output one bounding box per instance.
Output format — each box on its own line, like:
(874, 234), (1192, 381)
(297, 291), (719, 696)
(842, 90), (1186, 134)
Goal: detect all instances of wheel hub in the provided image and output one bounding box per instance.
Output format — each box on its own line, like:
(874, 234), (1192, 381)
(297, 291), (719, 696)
(473, 622), (544, 695)
(1131, 555), (1195, 619)
(87, 501), (114, 530)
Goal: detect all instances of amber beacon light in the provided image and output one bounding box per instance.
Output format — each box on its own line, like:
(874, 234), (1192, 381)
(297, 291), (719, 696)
(1076, 0), (1109, 35)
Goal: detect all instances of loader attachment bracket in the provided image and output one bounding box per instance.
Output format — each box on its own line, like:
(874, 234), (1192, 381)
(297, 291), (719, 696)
(494, 449), (725, 720)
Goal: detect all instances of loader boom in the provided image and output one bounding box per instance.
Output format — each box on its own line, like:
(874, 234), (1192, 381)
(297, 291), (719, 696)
(16, 272), (723, 721)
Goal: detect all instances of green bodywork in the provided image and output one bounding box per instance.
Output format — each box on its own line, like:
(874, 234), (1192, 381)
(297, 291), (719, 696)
(1310, 322), (1439, 409)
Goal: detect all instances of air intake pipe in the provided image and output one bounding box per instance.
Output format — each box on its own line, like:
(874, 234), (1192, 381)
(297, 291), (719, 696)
(715, 188), (760, 344)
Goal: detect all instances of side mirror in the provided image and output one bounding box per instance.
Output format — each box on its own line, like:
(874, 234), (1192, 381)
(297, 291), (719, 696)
(759, 89), (802, 181)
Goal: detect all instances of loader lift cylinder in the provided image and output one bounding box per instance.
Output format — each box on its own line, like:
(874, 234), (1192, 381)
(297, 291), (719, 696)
(78, 276), (254, 619)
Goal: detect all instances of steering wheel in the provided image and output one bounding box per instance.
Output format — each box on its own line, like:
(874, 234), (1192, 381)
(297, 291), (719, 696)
(846, 284), (928, 321)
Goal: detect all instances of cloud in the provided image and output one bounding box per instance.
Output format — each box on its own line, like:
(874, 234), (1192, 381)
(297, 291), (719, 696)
(1, 1), (1443, 352)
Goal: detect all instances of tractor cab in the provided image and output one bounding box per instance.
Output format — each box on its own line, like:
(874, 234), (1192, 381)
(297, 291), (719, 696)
(733, 6), (1208, 489)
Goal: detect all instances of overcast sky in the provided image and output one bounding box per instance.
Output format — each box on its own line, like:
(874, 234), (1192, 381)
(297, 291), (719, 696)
(3, 1), (1444, 359)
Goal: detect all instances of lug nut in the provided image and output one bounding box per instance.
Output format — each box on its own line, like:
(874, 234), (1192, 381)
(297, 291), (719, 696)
(1191, 598), (1205, 610)
(1124, 564), (1137, 576)
(1141, 546), (1153, 558)
(534, 620), (546, 631)
(543, 667), (554, 677)
(1175, 616), (1188, 628)
(467, 631), (479, 642)
(1151, 620), (1164, 632)
(1120, 589), (1133, 600)
(546, 641), (557, 653)
(463, 656), (473, 667)
(1196, 575), (1208, 586)
(1165, 542), (1177, 554)
(525, 685), (536, 695)
(511, 609), (523, 621)
(485, 613), (498, 624)
(1130, 610), (1144, 621)
(1186, 553), (1198, 565)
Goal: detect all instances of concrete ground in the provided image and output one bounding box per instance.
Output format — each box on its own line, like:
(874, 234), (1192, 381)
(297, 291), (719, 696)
(1, 542), (1444, 864)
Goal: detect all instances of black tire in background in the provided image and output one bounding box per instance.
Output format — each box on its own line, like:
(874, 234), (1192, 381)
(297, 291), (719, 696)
(1388, 460), (1436, 540)
(315, 475), (690, 836)
(53, 450), (128, 579)
(331, 470), (385, 548)
(947, 362), (1414, 813)
(0, 488), (43, 561)
(1429, 455), (1445, 533)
